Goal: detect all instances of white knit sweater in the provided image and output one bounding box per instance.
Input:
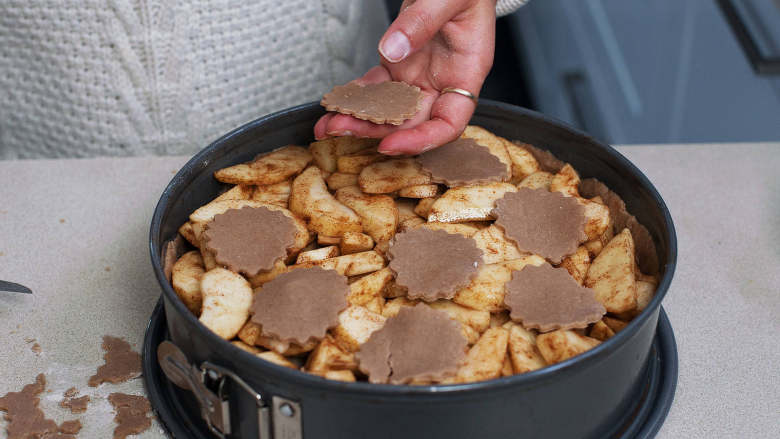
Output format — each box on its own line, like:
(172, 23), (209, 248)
(0, 0), (526, 159)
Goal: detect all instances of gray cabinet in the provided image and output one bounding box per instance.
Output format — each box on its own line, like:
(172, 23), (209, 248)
(509, 0), (780, 143)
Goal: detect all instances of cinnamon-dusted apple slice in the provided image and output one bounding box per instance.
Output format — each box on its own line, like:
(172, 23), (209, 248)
(326, 172), (359, 190)
(339, 231), (375, 254)
(213, 184), (254, 202)
(577, 197), (611, 242)
(490, 311), (511, 328)
(236, 321), (316, 355)
(305, 336), (358, 373)
(585, 228), (637, 313)
(417, 222), (482, 238)
(171, 251), (205, 315)
(347, 267), (394, 308)
(451, 255), (546, 312)
(332, 137), (380, 155)
(504, 142), (541, 182)
(332, 305), (387, 352)
(454, 327), (509, 383)
(251, 180), (292, 208)
(550, 164), (581, 197)
(515, 142), (565, 173)
(295, 245), (340, 264)
(472, 224), (526, 264)
(248, 260), (288, 288)
(309, 139), (338, 172)
(414, 197), (438, 218)
(395, 198), (421, 222)
(187, 186), (254, 234)
(310, 137), (379, 173)
(559, 245), (591, 286)
(397, 184), (440, 199)
(178, 221), (198, 247)
(337, 151), (387, 174)
(428, 183), (518, 223)
(588, 320), (615, 341)
(381, 297), (419, 317)
(517, 171), (553, 190)
(536, 330), (601, 364)
(358, 159), (431, 194)
(317, 235), (342, 246)
(602, 316), (629, 333)
(289, 166), (362, 237)
(450, 265), (509, 313)
(199, 268), (253, 339)
(635, 277), (657, 313)
(292, 250), (385, 277)
(506, 323), (546, 374)
(214, 146), (312, 185)
(394, 198), (423, 231)
(335, 186), (398, 243)
(256, 351), (297, 369)
(427, 300), (491, 333)
(314, 370), (357, 382)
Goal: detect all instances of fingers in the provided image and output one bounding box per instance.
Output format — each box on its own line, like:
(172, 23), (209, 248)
(378, 92), (476, 155)
(313, 113), (335, 140)
(379, 0), (471, 63)
(323, 113), (396, 138)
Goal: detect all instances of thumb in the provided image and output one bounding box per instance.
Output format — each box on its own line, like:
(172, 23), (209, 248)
(379, 0), (470, 63)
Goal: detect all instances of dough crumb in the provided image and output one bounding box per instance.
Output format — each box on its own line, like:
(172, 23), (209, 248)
(88, 336), (142, 387)
(0, 374), (59, 438)
(108, 393), (153, 439)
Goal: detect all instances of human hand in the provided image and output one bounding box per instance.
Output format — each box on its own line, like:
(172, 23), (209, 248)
(314, 0), (496, 155)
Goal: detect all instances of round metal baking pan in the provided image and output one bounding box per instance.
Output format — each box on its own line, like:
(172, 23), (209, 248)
(148, 100), (678, 438)
(142, 299), (678, 438)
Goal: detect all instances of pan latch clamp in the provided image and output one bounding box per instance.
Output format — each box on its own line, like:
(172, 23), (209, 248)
(157, 340), (302, 439)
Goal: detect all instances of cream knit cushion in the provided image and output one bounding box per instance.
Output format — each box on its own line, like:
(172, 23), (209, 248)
(0, 0), (524, 159)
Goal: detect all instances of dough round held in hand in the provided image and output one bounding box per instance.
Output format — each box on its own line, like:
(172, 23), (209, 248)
(320, 81), (423, 125)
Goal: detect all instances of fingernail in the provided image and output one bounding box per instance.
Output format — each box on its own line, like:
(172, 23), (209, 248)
(419, 144), (437, 153)
(327, 130), (353, 137)
(378, 148), (403, 156)
(379, 31), (411, 63)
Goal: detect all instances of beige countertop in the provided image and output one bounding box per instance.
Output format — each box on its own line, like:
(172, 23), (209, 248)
(1, 143), (778, 438)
